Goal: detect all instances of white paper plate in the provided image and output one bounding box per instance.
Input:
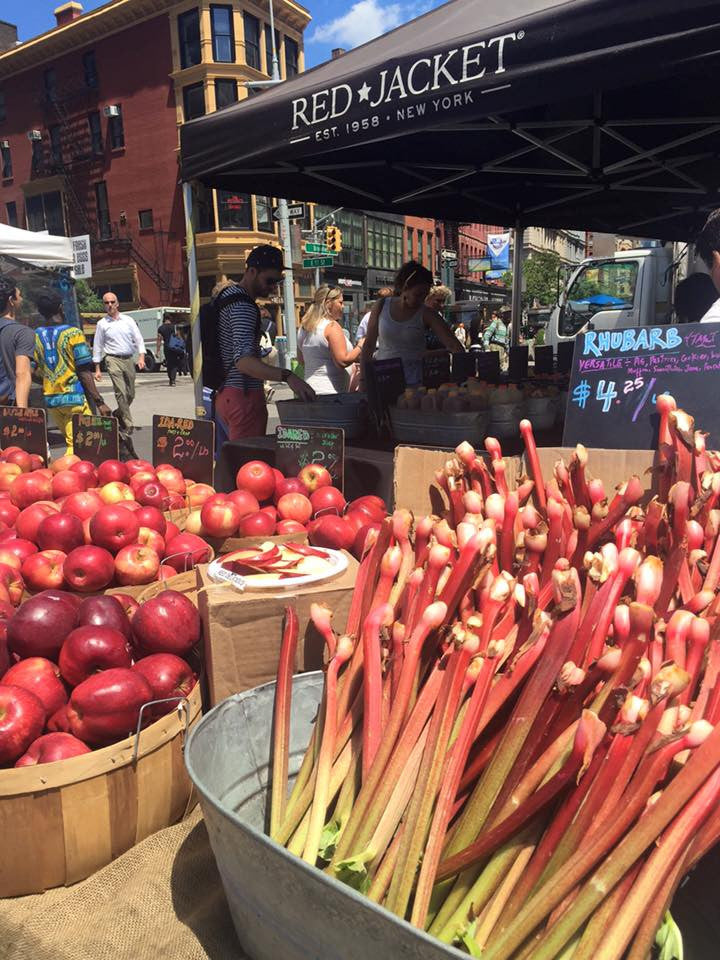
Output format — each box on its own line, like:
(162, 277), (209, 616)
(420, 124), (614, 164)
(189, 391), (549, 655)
(206, 545), (349, 592)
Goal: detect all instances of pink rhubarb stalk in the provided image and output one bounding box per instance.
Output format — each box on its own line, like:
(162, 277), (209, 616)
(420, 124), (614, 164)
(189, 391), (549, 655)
(270, 605), (300, 839)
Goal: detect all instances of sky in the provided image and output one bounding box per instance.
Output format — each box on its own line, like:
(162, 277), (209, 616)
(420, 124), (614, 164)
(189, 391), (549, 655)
(2, 0), (445, 68)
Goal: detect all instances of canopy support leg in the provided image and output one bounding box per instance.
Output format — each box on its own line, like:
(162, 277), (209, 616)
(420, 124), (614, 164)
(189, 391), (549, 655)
(182, 181), (206, 419)
(511, 223), (524, 347)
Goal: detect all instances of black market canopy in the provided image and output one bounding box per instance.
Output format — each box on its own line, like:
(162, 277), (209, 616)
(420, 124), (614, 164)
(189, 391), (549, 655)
(181, 0), (720, 241)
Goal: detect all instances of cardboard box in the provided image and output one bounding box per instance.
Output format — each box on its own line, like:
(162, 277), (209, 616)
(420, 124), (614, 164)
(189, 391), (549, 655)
(196, 552), (359, 705)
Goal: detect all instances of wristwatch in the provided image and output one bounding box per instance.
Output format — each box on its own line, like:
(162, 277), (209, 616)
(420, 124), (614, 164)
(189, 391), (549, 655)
(280, 369), (292, 382)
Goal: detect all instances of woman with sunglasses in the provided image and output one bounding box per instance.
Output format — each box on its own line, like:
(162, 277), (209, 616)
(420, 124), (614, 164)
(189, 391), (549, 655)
(297, 286), (361, 394)
(361, 261), (462, 385)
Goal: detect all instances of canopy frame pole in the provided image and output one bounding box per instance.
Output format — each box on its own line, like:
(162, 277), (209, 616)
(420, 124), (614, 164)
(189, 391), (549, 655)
(182, 181), (206, 418)
(511, 223), (524, 348)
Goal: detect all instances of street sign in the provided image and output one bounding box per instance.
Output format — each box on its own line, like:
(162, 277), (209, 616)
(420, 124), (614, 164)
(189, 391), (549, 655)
(440, 249), (458, 263)
(305, 242), (330, 254)
(302, 256), (335, 268)
(274, 203), (305, 220)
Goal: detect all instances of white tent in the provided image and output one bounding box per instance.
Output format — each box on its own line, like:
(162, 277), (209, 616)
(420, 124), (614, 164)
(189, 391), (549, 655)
(0, 223), (74, 269)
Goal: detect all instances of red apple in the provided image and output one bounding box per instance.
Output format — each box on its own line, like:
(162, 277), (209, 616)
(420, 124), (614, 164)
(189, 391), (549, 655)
(62, 490), (104, 522)
(276, 519), (307, 535)
(310, 486), (347, 517)
(67, 668), (153, 745)
(273, 477), (307, 504)
(163, 533), (212, 572)
(36, 512), (85, 553)
(226, 488), (261, 517)
(69, 460), (98, 485)
(260, 505), (277, 521)
(297, 463), (332, 494)
(114, 544), (160, 586)
(10, 471), (53, 509)
(237, 511), (276, 538)
(184, 510), (204, 536)
(47, 704), (72, 732)
(98, 481), (134, 504)
(308, 515), (354, 551)
(157, 564), (177, 581)
(132, 590), (200, 657)
(4, 448), (32, 473)
(134, 506), (167, 537)
(201, 495), (241, 539)
(236, 460), (275, 502)
(0, 463), (22, 492)
(0, 684), (46, 765)
(29, 455), (45, 471)
(51, 469), (88, 500)
(59, 624), (133, 687)
(164, 521), (180, 543)
(63, 544), (116, 592)
(129, 471), (158, 492)
(15, 731), (91, 765)
(0, 501), (19, 526)
(136, 526), (165, 555)
(132, 653), (196, 719)
(22, 549), (67, 592)
(0, 539), (37, 570)
(96, 459), (129, 485)
(0, 528), (17, 543)
(2, 657), (67, 717)
(89, 504), (140, 553)
(0, 632), (9, 678)
(186, 483), (215, 510)
(347, 495), (387, 523)
(77, 594), (131, 638)
(277, 492), (313, 525)
(155, 465), (186, 494)
(110, 592), (140, 621)
(133, 481), (168, 510)
(164, 493), (187, 511)
(50, 453), (79, 474)
(271, 467), (284, 488)
(118, 500), (141, 512)
(125, 459), (155, 477)
(0, 562), (24, 606)
(16, 501), (59, 543)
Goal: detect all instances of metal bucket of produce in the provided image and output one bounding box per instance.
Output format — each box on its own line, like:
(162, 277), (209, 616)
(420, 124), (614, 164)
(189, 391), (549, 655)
(488, 401), (525, 439)
(185, 674), (463, 960)
(525, 396), (556, 431)
(389, 407), (489, 447)
(276, 394), (368, 441)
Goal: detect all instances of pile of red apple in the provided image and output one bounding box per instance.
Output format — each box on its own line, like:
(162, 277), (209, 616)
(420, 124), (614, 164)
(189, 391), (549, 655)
(0, 588), (199, 767)
(0, 449), (214, 594)
(185, 460), (388, 560)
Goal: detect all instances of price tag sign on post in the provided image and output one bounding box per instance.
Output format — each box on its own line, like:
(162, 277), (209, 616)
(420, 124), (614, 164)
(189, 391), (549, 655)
(451, 351), (477, 384)
(475, 351), (501, 383)
(275, 424), (345, 491)
(422, 351), (451, 389)
(365, 357), (406, 426)
(533, 345), (555, 376)
(0, 407), (48, 463)
(71, 414), (119, 466)
(152, 415), (215, 485)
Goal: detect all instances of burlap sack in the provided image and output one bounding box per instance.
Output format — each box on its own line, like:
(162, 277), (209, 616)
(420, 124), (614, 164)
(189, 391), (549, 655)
(0, 808), (244, 960)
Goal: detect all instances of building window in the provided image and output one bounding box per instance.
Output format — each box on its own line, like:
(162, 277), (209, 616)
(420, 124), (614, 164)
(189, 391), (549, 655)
(255, 196), (273, 233)
(31, 139), (44, 175)
(265, 26), (280, 76)
(194, 182), (215, 233)
(138, 209), (153, 230)
(1, 144), (12, 180)
(49, 125), (62, 166)
(0, 92), (5, 123)
(95, 181), (111, 239)
(243, 13), (261, 70)
(88, 111), (103, 155)
(178, 9), (201, 69)
(94, 282), (133, 303)
(367, 219), (402, 271)
(217, 190), (252, 231)
(183, 83), (205, 121)
(406, 228), (413, 260)
(26, 191), (65, 236)
(199, 275), (216, 298)
(83, 50), (98, 88)
(215, 79), (238, 110)
(108, 106), (124, 149)
(285, 37), (299, 77)
(210, 5), (234, 63)
(5, 202), (17, 227)
(43, 68), (57, 102)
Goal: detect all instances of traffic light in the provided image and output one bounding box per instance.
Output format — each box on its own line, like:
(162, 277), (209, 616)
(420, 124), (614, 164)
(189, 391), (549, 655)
(325, 225), (343, 252)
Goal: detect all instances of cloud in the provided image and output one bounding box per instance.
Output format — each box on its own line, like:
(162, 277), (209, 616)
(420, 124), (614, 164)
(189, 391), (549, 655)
(309, 0), (426, 49)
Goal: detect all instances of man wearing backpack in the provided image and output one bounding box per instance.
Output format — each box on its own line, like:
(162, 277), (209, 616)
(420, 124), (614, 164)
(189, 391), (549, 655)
(0, 276), (35, 408)
(202, 246), (315, 441)
(156, 318), (185, 387)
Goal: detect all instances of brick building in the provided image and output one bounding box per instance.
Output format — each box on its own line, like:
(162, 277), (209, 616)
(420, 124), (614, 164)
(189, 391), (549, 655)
(0, 0), (309, 309)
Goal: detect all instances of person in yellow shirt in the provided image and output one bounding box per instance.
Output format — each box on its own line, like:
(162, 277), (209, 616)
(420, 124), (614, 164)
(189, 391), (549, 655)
(33, 291), (111, 454)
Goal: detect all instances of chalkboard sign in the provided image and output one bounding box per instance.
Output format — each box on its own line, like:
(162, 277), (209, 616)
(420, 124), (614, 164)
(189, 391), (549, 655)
(563, 322), (720, 449)
(508, 345), (529, 381)
(365, 358), (406, 422)
(422, 351), (451, 388)
(452, 351), (477, 384)
(557, 341), (575, 374)
(534, 345), (554, 376)
(71, 414), (119, 466)
(275, 424), (344, 491)
(475, 351), (501, 383)
(152, 415), (215, 485)
(0, 406), (47, 462)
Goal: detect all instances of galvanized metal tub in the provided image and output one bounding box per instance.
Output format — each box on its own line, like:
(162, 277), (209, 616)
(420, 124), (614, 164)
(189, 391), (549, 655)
(185, 673), (463, 960)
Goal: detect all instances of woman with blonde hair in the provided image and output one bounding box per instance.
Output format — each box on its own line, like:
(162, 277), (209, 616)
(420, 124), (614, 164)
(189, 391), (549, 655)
(297, 285), (361, 394)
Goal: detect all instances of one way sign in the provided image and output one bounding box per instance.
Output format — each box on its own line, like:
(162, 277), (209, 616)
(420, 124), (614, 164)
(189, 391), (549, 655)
(273, 203), (305, 221)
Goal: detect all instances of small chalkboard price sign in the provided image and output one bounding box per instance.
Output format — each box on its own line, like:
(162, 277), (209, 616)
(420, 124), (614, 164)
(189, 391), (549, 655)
(365, 357), (406, 422)
(563, 322), (720, 449)
(71, 414), (119, 466)
(556, 341), (575, 374)
(152, 415), (215, 485)
(422, 351), (451, 388)
(0, 406), (47, 463)
(475, 351), (502, 383)
(451, 351), (477, 384)
(508, 345), (529, 381)
(275, 424), (344, 491)
(534, 345), (554, 376)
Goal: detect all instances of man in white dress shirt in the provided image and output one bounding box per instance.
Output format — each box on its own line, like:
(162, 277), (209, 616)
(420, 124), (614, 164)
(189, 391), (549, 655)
(696, 209), (720, 324)
(92, 292), (145, 432)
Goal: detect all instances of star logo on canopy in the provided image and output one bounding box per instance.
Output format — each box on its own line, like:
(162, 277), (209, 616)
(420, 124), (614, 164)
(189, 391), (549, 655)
(357, 82), (372, 102)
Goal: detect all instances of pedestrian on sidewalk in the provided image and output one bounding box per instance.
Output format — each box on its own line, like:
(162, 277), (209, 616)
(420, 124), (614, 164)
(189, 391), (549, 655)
(0, 275), (34, 408)
(33, 290), (111, 454)
(156, 318), (185, 386)
(92, 291), (145, 432)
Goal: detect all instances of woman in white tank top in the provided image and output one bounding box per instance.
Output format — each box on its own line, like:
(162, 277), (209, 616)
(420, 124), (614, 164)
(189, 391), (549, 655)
(362, 261), (462, 385)
(297, 286), (361, 394)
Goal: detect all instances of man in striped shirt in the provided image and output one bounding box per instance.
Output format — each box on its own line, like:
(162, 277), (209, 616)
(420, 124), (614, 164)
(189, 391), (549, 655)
(215, 246), (315, 440)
